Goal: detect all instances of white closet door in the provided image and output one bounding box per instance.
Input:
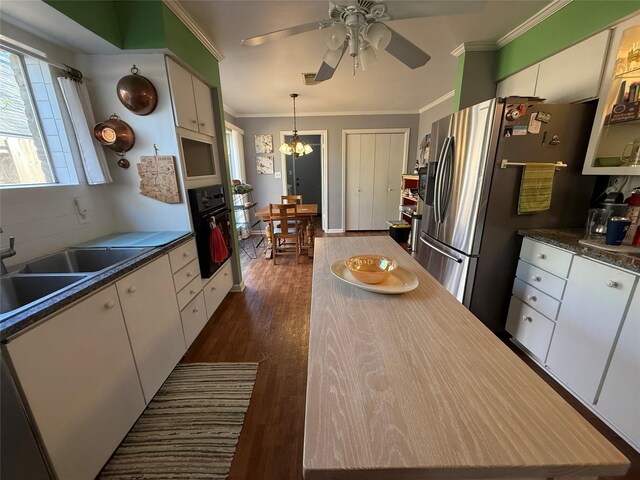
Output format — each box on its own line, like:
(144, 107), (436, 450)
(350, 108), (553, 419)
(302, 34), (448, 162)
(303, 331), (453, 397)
(358, 134), (376, 229)
(345, 134), (361, 230)
(387, 133), (405, 222)
(372, 134), (391, 229)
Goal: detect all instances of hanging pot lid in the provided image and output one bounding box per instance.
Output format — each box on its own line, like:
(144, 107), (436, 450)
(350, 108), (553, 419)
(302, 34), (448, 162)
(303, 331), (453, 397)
(94, 114), (135, 154)
(116, 65), (158, 116)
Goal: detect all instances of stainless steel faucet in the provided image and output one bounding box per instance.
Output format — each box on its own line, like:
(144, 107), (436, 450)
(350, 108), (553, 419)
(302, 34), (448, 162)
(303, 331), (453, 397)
(0, 227), (16, 275)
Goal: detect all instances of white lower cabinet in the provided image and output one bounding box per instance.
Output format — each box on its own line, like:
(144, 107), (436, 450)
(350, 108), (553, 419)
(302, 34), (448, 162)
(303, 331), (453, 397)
(506, 297), (555, 361)
(596, 289), (640, 448)
(203, 261), (233, 318)
(116, 255), (186, 403)
(6, 286), (146, 480)
(181, 291), (207, 348)
(546, 256), (636, 403)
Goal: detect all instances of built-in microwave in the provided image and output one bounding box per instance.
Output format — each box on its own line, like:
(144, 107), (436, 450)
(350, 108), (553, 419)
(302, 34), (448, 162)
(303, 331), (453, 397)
(177, 129), (220, 185)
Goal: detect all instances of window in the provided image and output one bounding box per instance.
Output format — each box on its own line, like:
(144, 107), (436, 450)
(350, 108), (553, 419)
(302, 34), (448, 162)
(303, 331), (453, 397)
(225, 123), (245, 183)
(0, 47), (78, 187)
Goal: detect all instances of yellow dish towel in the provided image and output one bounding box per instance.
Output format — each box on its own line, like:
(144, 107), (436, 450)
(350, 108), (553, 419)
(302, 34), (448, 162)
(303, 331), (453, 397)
(517, 163), (556, 215)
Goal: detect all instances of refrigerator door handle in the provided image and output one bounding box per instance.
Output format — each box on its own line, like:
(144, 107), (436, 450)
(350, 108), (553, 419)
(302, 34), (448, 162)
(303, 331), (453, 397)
(439, 136), (455, 222)
(433, 136), (451, 224)
(419, 233), (463, 264)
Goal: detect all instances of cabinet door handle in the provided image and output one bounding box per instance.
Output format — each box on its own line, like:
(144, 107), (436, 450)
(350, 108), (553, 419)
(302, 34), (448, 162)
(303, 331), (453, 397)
(607, 280), (619, 288)
(186, 272), (192, 277)
(522, 315), (533, 323)
(388, 188), (393, 191)
(527, 295), (537, 302)
(224, 272), (228, 277)
(536, 253), (546, 259)
(531, 275), (541, 282)
(193, 307), (199, 313)
(183, 251), (190, 258)
(211, 286), (217, 291)
(200, 122), (205, 127)
(190, 119), (197, 124)
(127, 286), (136, 294)
(104, 300), (115, 310)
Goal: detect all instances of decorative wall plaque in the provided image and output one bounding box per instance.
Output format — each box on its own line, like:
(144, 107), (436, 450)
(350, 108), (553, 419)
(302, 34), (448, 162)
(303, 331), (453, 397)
(137, 155), (180, 204)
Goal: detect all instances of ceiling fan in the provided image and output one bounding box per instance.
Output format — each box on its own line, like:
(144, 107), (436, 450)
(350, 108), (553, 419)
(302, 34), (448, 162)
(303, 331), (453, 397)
(241, 1), (483, 82)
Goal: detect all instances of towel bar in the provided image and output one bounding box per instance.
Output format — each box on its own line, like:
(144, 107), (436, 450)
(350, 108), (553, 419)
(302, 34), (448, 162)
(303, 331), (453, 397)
(500, 159), (567, 169)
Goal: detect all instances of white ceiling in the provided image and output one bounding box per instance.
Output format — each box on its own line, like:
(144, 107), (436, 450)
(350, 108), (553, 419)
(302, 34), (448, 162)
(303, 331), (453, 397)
(178, 0), (551, 116)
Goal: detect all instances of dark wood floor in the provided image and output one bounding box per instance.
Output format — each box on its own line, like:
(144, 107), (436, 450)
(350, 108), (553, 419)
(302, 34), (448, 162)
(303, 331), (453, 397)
(182, 227), (639, 480)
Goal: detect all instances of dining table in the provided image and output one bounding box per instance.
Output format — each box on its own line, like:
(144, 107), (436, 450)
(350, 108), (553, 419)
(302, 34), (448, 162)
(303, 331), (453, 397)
(254, 203), (318, 259)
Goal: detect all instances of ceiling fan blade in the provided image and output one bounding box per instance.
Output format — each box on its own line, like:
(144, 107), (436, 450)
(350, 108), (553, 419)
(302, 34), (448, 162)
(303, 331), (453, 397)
(315, 42), (348, 82)
(383, 1), (486, 21)
(383, 26), (430, 69)
(241, 20), (333, 47)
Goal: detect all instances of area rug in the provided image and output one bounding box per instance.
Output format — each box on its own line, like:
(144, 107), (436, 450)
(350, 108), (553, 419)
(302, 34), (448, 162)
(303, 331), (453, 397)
(99, 362), (258, 479)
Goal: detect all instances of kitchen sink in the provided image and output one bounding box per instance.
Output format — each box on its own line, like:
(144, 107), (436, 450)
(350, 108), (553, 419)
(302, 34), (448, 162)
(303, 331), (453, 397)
(0, 274), (87, 315)
(19, 248), (149, 274)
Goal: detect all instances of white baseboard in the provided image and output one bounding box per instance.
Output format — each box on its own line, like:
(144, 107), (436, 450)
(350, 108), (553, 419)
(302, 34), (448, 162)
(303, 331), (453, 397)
(231, 281), (245, 292)
(325, 229), (345, 234)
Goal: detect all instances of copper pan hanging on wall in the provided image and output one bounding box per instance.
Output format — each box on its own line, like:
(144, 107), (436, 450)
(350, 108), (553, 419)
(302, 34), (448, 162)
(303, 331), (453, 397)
(94, 114), (135, 154)
(116, 65), (158, 116)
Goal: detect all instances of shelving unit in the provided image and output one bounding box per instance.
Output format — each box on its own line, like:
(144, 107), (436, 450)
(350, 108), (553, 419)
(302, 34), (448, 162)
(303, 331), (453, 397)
(400, 174), (419, 223)
(232, 191), (264, 259)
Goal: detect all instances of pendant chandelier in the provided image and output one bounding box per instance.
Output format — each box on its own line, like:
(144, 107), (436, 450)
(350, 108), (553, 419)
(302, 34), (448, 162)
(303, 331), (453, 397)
(279, 93), (313, 156)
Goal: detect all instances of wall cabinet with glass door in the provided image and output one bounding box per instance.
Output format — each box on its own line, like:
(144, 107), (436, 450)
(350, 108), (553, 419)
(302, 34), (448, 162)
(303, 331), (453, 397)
(583, 15), (640, 175)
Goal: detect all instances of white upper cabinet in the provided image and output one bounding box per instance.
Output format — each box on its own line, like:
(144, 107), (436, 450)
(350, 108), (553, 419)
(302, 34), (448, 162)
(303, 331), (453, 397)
(192, 77), (215, 136)
(536, 30), (610, 103)
(496, 65), (539, 98)
(166, 57), (215, 136)
(546, 256), (636, 403)
(596, 286), (640, 449)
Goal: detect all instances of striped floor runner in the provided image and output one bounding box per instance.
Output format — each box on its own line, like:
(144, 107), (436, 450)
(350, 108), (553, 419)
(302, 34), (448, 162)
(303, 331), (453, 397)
(99, 362), (258, 479)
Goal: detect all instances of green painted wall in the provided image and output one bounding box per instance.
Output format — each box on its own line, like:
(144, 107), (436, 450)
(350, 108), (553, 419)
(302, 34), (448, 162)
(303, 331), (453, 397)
(452, 53), (465, 111)
(496, 0), (640, 80)
(44, 1), (123, 48)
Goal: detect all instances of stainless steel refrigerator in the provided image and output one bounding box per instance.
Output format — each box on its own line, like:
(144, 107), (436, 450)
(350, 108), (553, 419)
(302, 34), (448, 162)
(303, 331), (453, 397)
(417, 97), (596, 334)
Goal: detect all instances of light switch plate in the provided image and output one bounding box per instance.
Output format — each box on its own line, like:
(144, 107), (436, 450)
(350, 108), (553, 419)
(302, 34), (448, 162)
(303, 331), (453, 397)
(275, 172), (282, 179)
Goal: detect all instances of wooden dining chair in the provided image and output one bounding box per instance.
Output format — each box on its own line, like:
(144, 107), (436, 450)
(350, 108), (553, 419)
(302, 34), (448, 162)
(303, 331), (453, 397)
(269, 203), (302, 265)
(281, 195), (302, 204)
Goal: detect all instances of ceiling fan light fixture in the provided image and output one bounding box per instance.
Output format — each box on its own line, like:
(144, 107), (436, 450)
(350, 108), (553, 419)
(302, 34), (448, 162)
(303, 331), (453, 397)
(325, 23), (347, 50)
(366, 22), (391, 50)
(359, 44), (377, 71)
(323, 47), (344, 68)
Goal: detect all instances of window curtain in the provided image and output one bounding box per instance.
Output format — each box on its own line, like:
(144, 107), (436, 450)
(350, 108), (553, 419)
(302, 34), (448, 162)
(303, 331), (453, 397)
(57, 77), (112, 185)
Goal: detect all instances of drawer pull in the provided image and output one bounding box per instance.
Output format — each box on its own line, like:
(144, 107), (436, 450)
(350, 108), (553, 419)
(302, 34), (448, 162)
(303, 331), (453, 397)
(192, 307), (199, 313)
(531, 275), (541, 282)
(186, 272), (192, 277)
(211, 286), (217, 291)
(224, 273), (228, 277)
(527, 295), (537, 302)
(522, 315), (533, 323)
(190, 119), (197, 124)
(127, 286), (136, 294)
(607, 280), (619, 288)
(536, 253), (546, 259)
(189, 289), (196, 295)
(183, 251), (190, 258)
(200, 122), (205, 127)
(104, 300), (115, 310)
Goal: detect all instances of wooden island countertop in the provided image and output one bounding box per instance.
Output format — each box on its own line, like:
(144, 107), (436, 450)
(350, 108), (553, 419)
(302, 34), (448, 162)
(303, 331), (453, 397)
(304, 236), (629, 480)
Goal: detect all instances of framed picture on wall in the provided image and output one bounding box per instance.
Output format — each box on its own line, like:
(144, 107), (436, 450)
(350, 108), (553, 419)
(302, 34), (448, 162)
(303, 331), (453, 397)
(254, 134), (273, 154)
(256, 155), (274, 175)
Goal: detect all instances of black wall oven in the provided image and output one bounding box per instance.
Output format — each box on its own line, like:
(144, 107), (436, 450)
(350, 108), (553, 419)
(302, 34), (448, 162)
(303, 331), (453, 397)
(187, 185), (233, 278)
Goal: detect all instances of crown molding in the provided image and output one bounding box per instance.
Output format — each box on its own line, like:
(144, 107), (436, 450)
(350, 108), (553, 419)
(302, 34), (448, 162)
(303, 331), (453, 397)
(418, 90), (455, 114)
(235, 109), (420, 118)
(450, 43), (497, 57)
(496, 0), (573, 48)
(223, 103), (238, 117)
(163, 0), (224, 61)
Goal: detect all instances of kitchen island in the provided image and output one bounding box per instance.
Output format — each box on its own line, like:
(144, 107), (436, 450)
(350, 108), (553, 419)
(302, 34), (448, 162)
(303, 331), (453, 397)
(305, 236), (629, 480)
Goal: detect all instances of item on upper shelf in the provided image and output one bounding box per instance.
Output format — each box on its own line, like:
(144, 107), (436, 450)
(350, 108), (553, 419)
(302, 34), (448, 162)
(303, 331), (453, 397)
(609, 101), (640, 124)
(606, 216), (632, 245)
(616, 80), (627, 104)
(233, 183), (254, 194)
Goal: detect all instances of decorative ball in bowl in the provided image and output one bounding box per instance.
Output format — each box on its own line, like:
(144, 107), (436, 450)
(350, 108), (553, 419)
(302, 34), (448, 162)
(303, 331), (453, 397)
(344, 255), (398, 284)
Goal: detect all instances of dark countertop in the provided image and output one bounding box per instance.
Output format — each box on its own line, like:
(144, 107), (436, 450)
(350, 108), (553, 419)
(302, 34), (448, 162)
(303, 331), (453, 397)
(0, 233), (194, 342)
(519, 228), (640, 274)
